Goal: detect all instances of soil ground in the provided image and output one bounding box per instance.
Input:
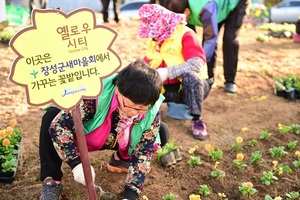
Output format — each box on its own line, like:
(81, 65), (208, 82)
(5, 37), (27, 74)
(0, 19), (300, 200)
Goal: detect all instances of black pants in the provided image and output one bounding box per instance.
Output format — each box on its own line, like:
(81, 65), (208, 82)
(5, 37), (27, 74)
(39, 107), (63, 181)
(206, 0), (249, 83)
(39, 107), (170, 181)
(101, 0), (120, 23)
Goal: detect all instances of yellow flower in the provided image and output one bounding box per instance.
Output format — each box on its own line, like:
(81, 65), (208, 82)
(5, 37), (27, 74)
(278, 167), (283, 175)
(6, 126), (13, 136)
(246, 182), (253, 188)
(295, 151), (300, 158)
(218, 193), (226, 198)
(277, 123), (283, 129)
(272, 160), (278, 170)
(236, 136), (243, 144)
(236, 153), (244, 161)
(261, 95), (268, 99)
(214, 161), (220, 170)
(205, 144), (212, 152)
(142, 195), (149, 200)
(274, 197), (282, 200)
(241, 127), (249, 132)
(10, 119), (17, 127)
(189, 194), (201, 200)
(3, 138), (10, 147)
(0, 130), (5, 140)
(188, 147), (196, 154)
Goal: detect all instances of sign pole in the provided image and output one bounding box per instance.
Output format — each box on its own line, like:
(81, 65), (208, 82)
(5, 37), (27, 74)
(72, 106), (97, 200)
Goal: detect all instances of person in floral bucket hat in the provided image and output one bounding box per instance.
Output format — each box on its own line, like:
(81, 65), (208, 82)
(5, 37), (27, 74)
(159, 0), (249, 93)
(39, 59), (170, 200)
(138, 4), (213, 141)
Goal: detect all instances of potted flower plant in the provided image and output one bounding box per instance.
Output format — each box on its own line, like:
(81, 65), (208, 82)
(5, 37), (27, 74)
(156, 140), (182, 167)
(0, 119), (22, 183)
(165, 140), (182, 161)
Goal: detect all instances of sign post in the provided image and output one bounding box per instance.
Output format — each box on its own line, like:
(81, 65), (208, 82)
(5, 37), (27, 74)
(72, 106), (96, 199)
(8, 8), (122, 199)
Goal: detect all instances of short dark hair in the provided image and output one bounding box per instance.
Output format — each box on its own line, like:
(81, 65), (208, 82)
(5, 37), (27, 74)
(117, 59), (162, 106)
(161, 0), (189, 13)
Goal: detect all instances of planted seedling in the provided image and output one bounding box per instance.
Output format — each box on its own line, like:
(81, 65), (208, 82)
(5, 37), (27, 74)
(233, 153), (247, 169)
(231, 137), (243, 152)
(199, 184), (211, 197)
(281, 164), (293, 174)
(208, 148), (223, 161)
(260, 171), (278, 185)
(260, 130), (271, 139)
(249, 151), (263, 164)
(210, 169), (225, 179)
(248, 139), (257, 147)
(293, 151), (300, 168)
(285, 191), (300, 199)
(278, 124), (300, 134)
(187, 155), (202, 167)
(239, 182), (257, 196)
(287, 140), (298, 151)
(163, 193), (177, 200)
(269, 146), (288, 158)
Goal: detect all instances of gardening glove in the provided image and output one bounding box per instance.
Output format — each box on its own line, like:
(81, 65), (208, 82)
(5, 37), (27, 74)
(156, 68), (169, 82)
(72, 163), (95, 186)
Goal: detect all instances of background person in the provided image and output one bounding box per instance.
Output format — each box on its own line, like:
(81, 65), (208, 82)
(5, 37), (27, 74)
(138, 4), (212, 141)
(101, 0), (120, 23)
(161, 0), (249, 93)
(39, 59), (169, 200)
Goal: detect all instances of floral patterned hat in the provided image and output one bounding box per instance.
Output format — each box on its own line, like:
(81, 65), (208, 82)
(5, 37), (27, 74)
(138, 4), (186, 45)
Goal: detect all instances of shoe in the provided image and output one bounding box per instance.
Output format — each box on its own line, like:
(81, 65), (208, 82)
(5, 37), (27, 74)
(191, 119), (208, 140)
(107, 153), (152, 174)
(206, 77), (215, 88)
(40, 178), (62, 200)
(224, 82), (237, 93)
(107, 153), (129, 173)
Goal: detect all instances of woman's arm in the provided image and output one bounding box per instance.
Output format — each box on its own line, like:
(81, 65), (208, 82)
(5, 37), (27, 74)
(123, 113), (161, 199)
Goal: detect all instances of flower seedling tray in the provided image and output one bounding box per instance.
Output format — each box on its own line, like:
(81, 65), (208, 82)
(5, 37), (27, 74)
(274, 88), (300, 99)
(0, 171), (17, 183)
(0, 140), (22, 184)
(274, 76), (300, 100)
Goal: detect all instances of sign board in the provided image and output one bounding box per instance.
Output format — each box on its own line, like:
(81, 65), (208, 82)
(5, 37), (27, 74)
(9, 8), (121, 110)
(8, 8), (122, 199)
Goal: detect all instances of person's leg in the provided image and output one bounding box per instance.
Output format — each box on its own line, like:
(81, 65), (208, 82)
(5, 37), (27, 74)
(39, 107), (63, 181)
(159, 121), (170, 147)
(101, 0), (110, 23)
(181, 72), (211, 140)
(205, 21), (223, 79)
(112, 0), (120, 23)
(222, 0), (248, 85)
(182, 72), (210, 117)
(39, 107), (63, 200)
(163, 82), (182, 103)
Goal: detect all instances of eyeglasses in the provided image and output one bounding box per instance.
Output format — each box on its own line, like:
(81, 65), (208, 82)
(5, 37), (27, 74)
(120, 94), (149, 113)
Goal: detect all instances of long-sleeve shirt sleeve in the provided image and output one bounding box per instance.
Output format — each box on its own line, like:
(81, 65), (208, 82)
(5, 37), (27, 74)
(200, 1), (218, 62)
(166, 31), (206, 79)
(124, 113), (161, 197)
(48, 99), (97, 164)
